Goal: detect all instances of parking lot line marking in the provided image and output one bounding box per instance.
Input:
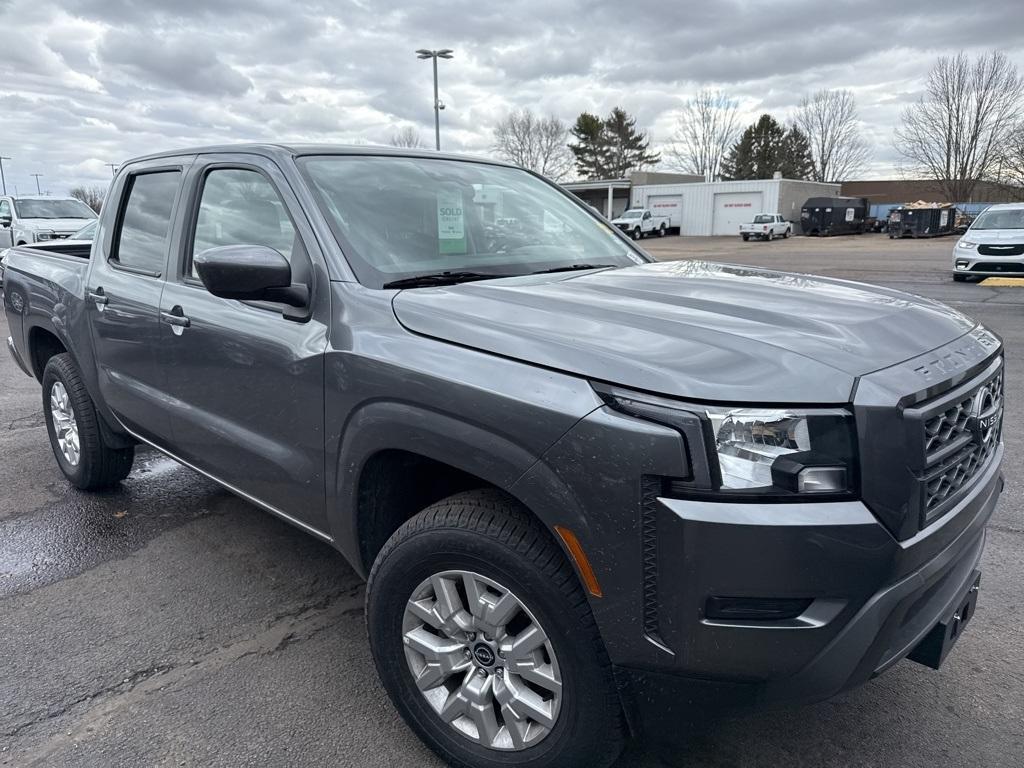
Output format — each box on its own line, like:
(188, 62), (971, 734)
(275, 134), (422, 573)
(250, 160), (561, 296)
(979, 277), (1024, 287)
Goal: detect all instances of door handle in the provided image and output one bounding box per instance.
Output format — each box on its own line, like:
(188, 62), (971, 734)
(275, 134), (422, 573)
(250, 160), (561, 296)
(88, 290), (108, 309)
(160, 309), (191, 335)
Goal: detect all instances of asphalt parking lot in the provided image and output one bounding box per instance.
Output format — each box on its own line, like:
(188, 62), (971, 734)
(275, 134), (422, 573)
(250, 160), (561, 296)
(2, 233), (1023, 767)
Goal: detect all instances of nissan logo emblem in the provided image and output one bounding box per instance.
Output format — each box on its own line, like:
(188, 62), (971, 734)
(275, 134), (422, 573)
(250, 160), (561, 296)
(969, 383), (1001, 446)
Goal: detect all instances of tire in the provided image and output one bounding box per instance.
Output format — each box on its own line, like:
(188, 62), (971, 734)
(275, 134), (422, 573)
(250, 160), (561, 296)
(42, 353), (134, 490)
(741, 234), (749, 241)
(783, 228), (790, 238)
(658, 224), (666, 237)
(953, 274), (969, 282)
(632, 227), (641, 241)
(366, 489), (625, 768)
(767, 230), (774, 241)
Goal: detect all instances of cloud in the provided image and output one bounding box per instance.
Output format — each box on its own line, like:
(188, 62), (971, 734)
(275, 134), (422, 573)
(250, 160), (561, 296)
(0, 0), (1021, 193)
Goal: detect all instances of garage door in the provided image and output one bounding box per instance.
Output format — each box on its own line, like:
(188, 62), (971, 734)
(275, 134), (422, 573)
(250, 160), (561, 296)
(712, 192), (763, 235)
(646, 195), (682, 229)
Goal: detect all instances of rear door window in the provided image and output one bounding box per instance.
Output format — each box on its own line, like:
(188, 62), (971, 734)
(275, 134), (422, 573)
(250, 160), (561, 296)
(113, 171), (181, 274)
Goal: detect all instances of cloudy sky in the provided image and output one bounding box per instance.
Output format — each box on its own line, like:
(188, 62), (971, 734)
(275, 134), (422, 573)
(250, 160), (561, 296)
(1, 0), (1022, 196)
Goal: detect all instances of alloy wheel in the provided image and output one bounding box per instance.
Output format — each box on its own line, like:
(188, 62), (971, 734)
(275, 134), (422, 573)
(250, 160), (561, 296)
(401, 570), (562, 751)
(49, 381), (80, 466)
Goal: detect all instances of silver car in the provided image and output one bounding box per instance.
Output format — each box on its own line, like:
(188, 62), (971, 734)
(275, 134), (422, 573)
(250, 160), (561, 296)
(952, 203), (1024, 281)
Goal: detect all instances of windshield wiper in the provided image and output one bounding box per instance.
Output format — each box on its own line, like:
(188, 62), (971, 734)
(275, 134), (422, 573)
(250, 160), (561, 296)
(383, 271), (513, 289)
(529, 264), (617, 275)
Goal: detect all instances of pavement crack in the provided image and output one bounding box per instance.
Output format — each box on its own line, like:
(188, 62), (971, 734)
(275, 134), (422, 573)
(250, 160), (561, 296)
(2, 663), (175, 740)
(6, 410), (44, 432)
(9, 583), (367, 765)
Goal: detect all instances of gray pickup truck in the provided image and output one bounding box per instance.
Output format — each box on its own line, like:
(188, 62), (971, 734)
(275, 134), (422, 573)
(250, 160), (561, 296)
(3, 145), (1004, 768)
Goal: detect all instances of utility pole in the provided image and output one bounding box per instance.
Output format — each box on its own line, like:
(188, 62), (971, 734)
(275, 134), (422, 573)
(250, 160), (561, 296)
(415, 48), (454, 151)
(0, 156), (10, 195)
(106, 163), (118, 177)
(31, 174), (43, 194)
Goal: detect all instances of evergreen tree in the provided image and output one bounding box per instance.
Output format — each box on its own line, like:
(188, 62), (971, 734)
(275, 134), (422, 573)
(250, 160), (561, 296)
(602, 107), (661, 177)
(721, 114), (813, 180)
(781, 124), (814, 179)
(569, 112), (609, 179)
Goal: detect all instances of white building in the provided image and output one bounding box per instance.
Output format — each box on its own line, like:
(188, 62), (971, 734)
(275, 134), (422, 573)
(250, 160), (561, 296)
(564, 174), (840, 236)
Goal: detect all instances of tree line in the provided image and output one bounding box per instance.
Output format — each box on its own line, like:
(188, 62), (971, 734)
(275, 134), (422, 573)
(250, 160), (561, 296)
(391, 49), (1022, 203)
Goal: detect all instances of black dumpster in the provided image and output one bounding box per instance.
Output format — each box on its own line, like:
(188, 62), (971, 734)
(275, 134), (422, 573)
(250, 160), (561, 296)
(887, 204), (957, 238)
(800, 197), (869, 236)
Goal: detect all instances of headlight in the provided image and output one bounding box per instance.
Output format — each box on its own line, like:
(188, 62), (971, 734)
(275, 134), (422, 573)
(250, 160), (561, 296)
(704, 406), (854, 494)
(958, 240), (977, 249)
(598, 385), (856, 499)
(35, 230), (55, 241)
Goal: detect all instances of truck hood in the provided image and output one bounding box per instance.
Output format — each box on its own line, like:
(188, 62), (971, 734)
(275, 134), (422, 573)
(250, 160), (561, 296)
(391, 261), (977, 403)
(17, 217), (94, 232)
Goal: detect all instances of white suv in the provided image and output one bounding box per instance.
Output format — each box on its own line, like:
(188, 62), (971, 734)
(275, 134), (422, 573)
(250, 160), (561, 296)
(952, 203), (1024, 282)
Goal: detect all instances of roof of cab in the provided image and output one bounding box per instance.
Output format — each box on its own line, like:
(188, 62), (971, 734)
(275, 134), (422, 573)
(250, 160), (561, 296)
(122, 143), (517, 169)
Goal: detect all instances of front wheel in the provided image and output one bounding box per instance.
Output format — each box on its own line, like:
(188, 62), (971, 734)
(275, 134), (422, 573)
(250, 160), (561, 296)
(366, 490), (625, 768)
(42, 353), (134, 490)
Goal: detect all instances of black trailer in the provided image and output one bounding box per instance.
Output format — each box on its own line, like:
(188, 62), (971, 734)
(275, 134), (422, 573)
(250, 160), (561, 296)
(800, 196), (869, 236)
(887, 205), (957, 238)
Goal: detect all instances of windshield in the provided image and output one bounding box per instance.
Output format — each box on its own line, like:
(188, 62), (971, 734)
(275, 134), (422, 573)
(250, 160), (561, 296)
(14, 198), (97, 220)
(753, 214), (773, 223)
(298, 156), (643, 287)
(72, 220), (97, 240)
(619, 210), (642, 219)
(971, 208), (1024, 230)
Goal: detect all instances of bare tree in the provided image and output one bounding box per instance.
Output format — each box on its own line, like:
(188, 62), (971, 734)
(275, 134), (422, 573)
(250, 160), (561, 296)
(666, 90), (739, 181)
(794, 89), (870, 182)
(995, 122), (1024, 197)
(69, 185), (105, 213)
(493, 109), (573, 181)
(896, 51), (1024, 202)
(390, 126), (424, 148)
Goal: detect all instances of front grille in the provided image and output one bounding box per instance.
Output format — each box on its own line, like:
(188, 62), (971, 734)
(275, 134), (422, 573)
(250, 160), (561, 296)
(919, 365), (1003, 522)
(978, 243), (1024, 256)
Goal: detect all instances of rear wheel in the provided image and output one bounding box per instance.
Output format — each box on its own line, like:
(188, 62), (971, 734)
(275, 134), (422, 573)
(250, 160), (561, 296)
(367, 490), (624, 768)
(767, 230), (774, 241)
(632, 227), (641, 241)
(42, 353), (134, 490)
(741, 234), (749, 241)
(783, 228), (791, 238)
(658, 224), (666, 237)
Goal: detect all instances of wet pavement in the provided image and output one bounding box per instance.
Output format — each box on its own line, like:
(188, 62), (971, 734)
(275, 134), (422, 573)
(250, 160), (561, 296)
(2, 235), (1023, 767)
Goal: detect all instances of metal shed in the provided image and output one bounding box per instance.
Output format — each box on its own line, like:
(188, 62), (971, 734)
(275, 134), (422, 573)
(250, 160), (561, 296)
(629, 178), (840, 236)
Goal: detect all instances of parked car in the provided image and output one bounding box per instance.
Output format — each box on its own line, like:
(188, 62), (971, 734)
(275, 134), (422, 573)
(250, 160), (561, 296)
(4, 145), (1004, 768)
(740, 213), (791, 241)
(0, 195), (97, 248)
(610, 207), (669, 240)
(952, 203), (1024, 281)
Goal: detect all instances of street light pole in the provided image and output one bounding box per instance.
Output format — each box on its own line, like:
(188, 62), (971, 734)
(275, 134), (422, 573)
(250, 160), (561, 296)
(0, 156), (10, 195)
(416, 48), (454, 151)
(31, 174), (43, 194)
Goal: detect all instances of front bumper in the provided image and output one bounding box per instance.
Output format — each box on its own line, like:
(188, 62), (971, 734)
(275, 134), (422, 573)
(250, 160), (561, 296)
(953, 248), (1024, 276)
(613, 449), (1001, 735)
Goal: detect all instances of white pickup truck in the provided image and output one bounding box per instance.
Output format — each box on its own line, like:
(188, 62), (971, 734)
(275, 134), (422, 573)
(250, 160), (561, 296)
(740, 213), (792, 241)
(610, 208), (669, 240)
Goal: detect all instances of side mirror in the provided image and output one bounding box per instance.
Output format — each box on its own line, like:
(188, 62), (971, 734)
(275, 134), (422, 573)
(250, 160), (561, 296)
(194, 245), (308, 307)
(0, 214), (11, 228)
